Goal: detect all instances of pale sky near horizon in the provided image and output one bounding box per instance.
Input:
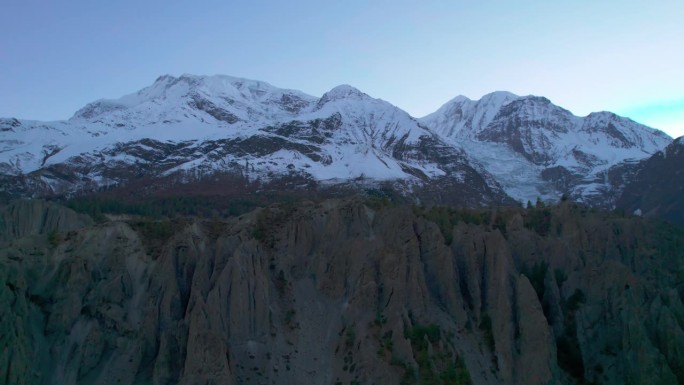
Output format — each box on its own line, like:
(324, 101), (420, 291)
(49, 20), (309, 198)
(1, 0), (683, 138)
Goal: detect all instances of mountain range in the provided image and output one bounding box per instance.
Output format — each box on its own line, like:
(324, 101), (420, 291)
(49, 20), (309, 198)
(0, 74), (675, 212)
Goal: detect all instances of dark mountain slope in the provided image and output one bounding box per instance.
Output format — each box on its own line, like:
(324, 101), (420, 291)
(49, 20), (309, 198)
(617, 137), (684, 226)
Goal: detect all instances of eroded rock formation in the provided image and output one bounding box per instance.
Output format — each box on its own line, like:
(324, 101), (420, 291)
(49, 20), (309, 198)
(1, 200), (683, 384)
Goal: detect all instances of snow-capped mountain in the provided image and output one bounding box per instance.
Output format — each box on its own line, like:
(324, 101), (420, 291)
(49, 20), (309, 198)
(71, 74), (317, 128)
(420, 92), (671, 204)
(419, 91), (519, 138)
(0, 75), (510, 205)
(0, 74), (671, 206)
(1, 75), (317, 176)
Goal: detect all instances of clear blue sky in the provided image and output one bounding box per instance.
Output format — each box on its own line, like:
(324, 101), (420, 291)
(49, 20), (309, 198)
(1, 0), (682, 137)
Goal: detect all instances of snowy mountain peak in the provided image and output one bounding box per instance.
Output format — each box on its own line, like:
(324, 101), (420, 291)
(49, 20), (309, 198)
(318, 84), (370, 105)
(69, 74), (318, 125)
(517, 94), (551, 103)
(582, 111), (631, 131)
(585, 110), (619, 120)
(420, 91), (520, 138)
(580, 111), (670, 151)
(479, 90), (519, 104)
(144, 74), (313, 104)
(430, 91), (518, 116)
(419, 89), (672, 204)
(444, 95), (472, 104)
(497, 95), (573, 123)
(154, 74), (175, 83)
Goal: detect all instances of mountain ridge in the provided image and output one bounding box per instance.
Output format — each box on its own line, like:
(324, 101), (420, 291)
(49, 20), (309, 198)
(420, 90), (671, 204)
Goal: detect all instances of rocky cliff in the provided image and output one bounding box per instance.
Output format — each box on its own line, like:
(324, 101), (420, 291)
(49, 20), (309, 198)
(1, 199), (683, 385)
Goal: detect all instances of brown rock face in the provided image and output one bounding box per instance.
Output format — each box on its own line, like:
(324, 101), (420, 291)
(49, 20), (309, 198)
(1, 200), (683, 385)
